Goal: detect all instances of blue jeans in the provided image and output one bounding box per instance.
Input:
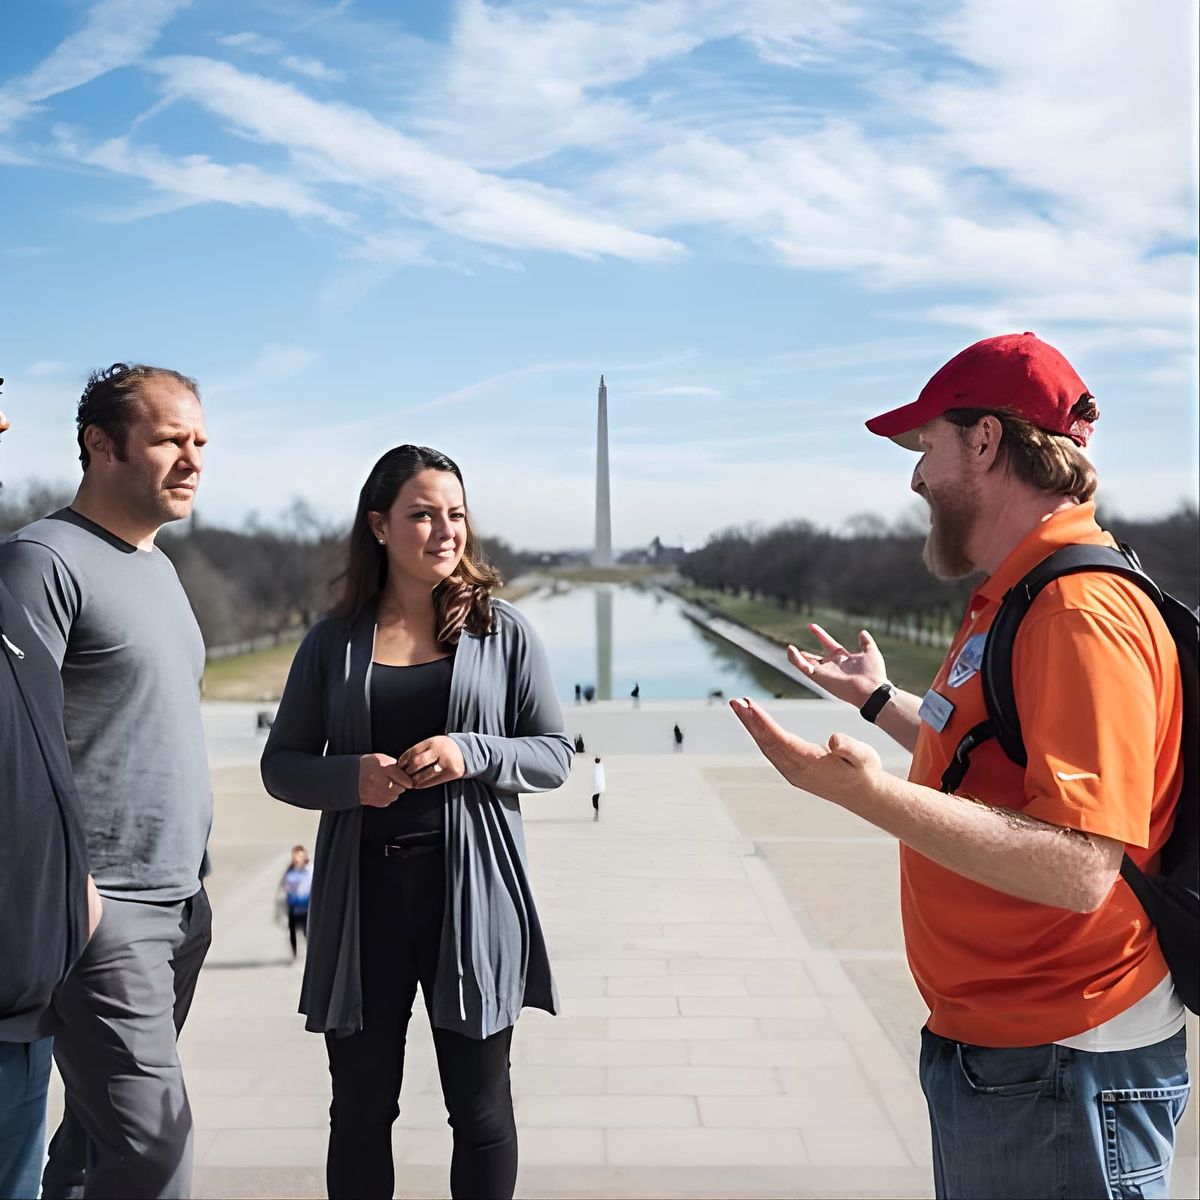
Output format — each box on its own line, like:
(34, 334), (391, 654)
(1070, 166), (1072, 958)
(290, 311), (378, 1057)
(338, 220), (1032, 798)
(0, 1037), (54, 1199)
(919, 1025), (1190, 1199)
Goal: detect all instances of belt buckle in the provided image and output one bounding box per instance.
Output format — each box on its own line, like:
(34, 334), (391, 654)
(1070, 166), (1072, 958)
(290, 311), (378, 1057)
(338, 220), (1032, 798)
(383, 833), (441, 858)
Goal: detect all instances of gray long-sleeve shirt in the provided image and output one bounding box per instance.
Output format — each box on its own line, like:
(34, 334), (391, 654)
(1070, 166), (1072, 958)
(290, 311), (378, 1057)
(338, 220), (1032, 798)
(0, 510), (211, 901)
(260, 598), (572, 1039)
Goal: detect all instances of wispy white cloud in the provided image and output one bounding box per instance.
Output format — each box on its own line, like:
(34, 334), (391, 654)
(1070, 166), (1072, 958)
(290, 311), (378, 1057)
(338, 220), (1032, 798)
(4, 244), (58, 258)
(215, 31), (283, 55)
(25, 361), (71, 378)
(55, 131), (351, 226)
(281, 55), (345, 83)
(203, 344), (319, 401)
(2, 0), (1195, 420)
(387, 0), (1194, 354)
(411, 0), (865, 168)
(403, 361), (585, 416)
(595, 112), (1193, 349)
(0, 0), (189, 133)
(1145, 358), (1196, 388)
(315, 224), (461, 308)
(292, 0), (354, 33)
(149, 56), (683, 263)
(0, 143), (35, 165)
(637, 385), (723, 399)
(911, 0), (1196, 245)
(250, 345), (317, 379)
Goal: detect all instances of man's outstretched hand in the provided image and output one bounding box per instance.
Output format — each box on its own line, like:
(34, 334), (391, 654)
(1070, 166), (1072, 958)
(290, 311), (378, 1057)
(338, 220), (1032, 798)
(788, 624), (886, 709)
(729, 696), (884, 808)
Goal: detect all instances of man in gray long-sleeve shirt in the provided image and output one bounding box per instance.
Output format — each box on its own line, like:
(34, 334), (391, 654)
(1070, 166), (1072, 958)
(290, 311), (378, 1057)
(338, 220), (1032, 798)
(0, 363), (213, 1200)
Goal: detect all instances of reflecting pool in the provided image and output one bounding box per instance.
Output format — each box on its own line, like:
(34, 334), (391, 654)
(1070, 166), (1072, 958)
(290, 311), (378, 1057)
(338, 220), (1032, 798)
(514, 583), (809, 701)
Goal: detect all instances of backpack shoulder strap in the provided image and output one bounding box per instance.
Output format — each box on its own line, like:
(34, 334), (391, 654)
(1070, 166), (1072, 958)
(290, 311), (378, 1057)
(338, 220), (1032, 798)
(980, 542), (1164, 768)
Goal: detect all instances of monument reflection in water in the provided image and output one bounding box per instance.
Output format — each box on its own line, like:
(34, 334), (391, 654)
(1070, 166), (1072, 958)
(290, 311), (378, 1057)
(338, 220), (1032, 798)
(595, 585), (613, 699)
(517, 583), (808, 702)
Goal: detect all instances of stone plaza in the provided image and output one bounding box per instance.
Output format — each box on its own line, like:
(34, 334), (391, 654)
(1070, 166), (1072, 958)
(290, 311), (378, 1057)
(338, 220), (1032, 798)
(47, 699), (1199, 1199)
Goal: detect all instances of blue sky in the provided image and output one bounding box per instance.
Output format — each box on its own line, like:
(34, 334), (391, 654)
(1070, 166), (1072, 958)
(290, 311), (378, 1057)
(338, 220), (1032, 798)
(2, 0), (1197, 550)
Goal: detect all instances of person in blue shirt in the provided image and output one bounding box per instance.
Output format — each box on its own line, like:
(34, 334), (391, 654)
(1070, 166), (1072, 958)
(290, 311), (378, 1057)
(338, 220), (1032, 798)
(281, 845), (313, 960)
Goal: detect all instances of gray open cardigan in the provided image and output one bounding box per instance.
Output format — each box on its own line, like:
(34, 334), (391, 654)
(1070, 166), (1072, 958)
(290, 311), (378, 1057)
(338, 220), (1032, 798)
(260, 598), (571, 1039)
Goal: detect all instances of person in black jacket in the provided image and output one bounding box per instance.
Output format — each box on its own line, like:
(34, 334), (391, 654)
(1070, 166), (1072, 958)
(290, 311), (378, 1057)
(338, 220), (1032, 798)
(0, 404), (100, 1200)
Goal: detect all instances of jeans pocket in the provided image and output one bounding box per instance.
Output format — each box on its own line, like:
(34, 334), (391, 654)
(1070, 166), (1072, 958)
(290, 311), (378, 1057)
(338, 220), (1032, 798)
(955, 1042), (1058, 1096)
(1100, 1084), (1190, 1196)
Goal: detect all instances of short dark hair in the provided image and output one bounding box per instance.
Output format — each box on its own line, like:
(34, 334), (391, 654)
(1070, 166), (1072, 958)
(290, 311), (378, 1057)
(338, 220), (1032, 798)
(944, 400), (1099, 503)
(77, 363), (200, 470)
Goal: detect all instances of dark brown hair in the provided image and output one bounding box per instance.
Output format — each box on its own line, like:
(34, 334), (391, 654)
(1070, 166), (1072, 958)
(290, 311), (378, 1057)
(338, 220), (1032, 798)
(330, 445), (501, 644)
(944, 398), (1099, 502)
(77, 363), (200, 470)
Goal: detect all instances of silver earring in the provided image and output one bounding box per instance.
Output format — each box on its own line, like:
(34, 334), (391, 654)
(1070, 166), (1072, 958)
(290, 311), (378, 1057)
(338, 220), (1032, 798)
(378, 539), (385, 545)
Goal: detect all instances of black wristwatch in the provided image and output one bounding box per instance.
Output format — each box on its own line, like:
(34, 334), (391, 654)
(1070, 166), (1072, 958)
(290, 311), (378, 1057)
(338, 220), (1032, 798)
(859, 682), (896, 724)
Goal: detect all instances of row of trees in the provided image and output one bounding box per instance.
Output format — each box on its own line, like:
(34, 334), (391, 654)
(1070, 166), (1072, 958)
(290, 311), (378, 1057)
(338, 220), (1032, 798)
(3, 476), (1196, 649)
(0, 482), (533, 651)
(680, 503), (1200, 638)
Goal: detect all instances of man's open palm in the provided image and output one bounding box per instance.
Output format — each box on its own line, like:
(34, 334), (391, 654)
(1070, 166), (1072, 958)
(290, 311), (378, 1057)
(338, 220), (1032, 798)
(729, 696), (883, 804)
(789, 623), (887, 708)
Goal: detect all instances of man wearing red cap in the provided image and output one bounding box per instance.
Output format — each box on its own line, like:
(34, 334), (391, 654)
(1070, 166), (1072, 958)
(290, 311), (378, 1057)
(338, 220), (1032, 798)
(732, 333), (1189, 1199)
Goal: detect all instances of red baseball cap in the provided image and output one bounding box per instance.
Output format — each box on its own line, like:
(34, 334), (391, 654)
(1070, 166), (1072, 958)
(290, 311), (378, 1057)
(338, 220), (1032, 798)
(866, 332), (1095, 450)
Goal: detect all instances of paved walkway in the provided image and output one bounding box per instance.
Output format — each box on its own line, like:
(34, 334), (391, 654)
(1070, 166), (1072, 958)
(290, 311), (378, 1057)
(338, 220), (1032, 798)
(672, 596), (830, 698)
(48, 700), (1199, 1198)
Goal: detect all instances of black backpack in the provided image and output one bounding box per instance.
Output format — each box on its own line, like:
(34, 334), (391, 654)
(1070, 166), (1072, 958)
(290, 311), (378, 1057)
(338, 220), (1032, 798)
(939, 543), (1200, 1014)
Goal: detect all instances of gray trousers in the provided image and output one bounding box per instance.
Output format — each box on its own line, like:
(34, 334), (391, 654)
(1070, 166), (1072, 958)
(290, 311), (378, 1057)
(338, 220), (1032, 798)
(41, 887), (211, 1200)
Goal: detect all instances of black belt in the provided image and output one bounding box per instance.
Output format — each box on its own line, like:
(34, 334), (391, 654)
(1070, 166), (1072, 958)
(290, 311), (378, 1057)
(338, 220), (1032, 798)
(379, 831), (442, 858)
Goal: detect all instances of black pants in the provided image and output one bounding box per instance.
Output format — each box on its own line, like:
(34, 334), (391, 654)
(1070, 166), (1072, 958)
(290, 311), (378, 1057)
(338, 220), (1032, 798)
(287, 907), (308, 957)
(325, 842), (517, 1200)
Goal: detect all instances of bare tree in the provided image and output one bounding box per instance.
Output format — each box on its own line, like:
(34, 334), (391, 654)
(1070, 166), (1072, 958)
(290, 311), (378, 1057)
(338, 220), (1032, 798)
(0, 479), (77, 536)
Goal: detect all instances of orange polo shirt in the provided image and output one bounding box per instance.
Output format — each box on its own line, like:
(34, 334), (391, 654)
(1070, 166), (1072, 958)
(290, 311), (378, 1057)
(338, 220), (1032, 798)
(902, 501), (1183, 1047)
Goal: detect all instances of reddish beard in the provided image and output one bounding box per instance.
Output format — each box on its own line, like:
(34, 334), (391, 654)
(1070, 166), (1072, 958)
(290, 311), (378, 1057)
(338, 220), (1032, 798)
(922, 479), (980, 580)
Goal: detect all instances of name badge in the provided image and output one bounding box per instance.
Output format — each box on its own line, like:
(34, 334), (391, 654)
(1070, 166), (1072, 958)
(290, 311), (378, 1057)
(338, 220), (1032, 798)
(919, 688), (955, 732)
(947, 632), (988, 689)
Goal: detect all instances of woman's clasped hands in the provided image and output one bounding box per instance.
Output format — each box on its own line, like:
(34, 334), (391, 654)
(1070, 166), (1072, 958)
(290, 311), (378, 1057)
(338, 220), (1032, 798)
(400, 736), (466, 788)
(357, 753), (412, 807)
(358, 736), (467, 807)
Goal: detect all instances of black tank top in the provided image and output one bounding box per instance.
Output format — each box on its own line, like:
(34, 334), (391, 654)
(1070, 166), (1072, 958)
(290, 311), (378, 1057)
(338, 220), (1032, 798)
(361, 656), (454, 841)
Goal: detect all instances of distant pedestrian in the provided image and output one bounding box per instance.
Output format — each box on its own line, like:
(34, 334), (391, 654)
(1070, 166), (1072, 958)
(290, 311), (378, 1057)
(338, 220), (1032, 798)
(583, 684), (595, 703)
(574, 683), (582, 705)
(592, 756), (605, 821)
(673, 723), (684, 751)
(630, 682), (640, 707)
(573, 733), (586, 754)
(281, 846), (312, 961)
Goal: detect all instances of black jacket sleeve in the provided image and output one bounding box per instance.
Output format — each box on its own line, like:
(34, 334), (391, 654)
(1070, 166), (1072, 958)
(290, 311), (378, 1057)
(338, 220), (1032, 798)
(0, 584), (89, 1040)
(260, 622), (362, 812)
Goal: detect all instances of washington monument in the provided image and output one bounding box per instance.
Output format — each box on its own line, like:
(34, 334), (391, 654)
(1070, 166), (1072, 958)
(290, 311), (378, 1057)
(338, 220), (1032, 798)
(593, 374), (612, 566)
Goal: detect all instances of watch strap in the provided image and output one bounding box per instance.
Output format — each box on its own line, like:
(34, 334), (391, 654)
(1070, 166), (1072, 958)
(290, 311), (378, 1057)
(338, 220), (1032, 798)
(860, 682), (896, 724)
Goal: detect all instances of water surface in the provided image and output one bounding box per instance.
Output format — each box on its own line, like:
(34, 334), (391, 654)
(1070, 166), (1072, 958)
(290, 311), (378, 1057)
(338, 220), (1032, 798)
(515, 583), (807, 701)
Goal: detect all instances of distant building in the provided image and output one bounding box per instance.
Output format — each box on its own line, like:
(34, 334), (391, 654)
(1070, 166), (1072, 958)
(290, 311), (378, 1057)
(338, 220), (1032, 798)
(619, 536), (686, 567)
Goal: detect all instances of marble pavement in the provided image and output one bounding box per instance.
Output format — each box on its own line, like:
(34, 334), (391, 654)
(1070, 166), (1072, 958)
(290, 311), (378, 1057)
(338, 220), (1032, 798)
(47, 699), (1199, 1198)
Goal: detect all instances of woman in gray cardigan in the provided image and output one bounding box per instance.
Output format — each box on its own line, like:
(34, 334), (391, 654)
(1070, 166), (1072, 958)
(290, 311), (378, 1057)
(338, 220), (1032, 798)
(261, 445), (571, 1200)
